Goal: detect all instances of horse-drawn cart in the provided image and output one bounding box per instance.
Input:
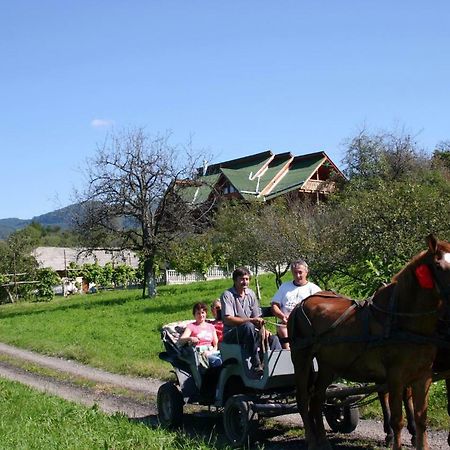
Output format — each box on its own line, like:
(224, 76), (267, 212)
(157, 318), (370, 447)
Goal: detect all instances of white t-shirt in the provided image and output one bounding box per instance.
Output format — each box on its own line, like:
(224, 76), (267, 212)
(271, 281), (321, 315)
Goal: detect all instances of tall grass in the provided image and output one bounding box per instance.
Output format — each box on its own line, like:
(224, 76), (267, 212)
(0, 378), (222, 450)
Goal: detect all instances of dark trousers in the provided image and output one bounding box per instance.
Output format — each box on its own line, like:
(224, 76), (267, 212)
(223, 322), (281, 366)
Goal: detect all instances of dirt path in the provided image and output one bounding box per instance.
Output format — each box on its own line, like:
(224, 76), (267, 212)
(0, 342), (447, 449)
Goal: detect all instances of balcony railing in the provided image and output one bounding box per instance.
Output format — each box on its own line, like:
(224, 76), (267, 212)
(301, 179), (336, 194)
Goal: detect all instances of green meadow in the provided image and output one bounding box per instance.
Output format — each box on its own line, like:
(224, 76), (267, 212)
(0, 276), (279, 379)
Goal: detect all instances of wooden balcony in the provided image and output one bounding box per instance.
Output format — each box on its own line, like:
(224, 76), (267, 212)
(301, 179), (336, 194)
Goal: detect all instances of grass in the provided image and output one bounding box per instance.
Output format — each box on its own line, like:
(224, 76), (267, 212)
(0, 275), (280, 379)
(0, 377), (224, 450)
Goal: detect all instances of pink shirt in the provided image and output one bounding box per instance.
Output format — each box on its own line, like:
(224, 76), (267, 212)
(186, 322), (216, 347)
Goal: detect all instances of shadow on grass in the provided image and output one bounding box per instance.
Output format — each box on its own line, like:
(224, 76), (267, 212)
(132, 412), (386, 450)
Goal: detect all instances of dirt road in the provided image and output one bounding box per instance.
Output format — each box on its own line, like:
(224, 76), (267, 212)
(0, 342), (447, 449)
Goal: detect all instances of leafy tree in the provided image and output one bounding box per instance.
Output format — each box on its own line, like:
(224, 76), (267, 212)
(432, 140), (450, 176)
(76, 128), (212, 297)
(167, 232), (216, 277)
(0, 228), (39, 303)
(112, 264), (136, 288)
(80, 263), (104, 287)
(35, 268), (60, 301)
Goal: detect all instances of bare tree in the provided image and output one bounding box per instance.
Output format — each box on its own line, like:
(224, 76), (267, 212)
(76, 128), (212, 297)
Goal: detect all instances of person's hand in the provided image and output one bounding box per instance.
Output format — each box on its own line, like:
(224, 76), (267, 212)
(190, 336), (199, 344)
(281, 315), (288, 324)
(251, 317), (265, 327)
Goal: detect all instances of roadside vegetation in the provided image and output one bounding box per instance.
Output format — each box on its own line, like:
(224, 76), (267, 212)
(0, 378), (224, 450)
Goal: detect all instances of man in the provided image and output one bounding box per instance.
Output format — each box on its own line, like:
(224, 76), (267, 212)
(221, 266), (281, 376)
(271, 259), (321, 349)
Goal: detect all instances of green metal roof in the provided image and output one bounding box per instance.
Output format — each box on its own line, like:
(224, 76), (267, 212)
(177, 173), (220, 205)
(264, 154), (325, 200)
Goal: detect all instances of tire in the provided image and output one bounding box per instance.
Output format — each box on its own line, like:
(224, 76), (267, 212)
(324, 403), (359, 433)
(157, 382), (184, 428)
(223, 395), (258, 448)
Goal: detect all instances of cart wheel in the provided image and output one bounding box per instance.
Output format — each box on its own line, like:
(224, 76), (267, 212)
(157, 382), (184, 428)
(223, 395), (258, 448)
(324, 403), (359, 433)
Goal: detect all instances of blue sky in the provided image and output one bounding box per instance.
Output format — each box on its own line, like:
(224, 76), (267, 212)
(2, 1), (449, 219)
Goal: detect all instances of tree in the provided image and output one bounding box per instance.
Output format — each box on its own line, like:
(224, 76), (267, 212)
(0, 227), (40, 303)
(76, 128), (212, 297)
(433, 140), (450, 175)
(167, 232), (217, 277)
(342, 128), (429, 185)
(212, 199), (321, 292)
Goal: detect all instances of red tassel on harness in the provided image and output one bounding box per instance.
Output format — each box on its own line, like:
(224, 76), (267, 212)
(415, 264), (434, 289)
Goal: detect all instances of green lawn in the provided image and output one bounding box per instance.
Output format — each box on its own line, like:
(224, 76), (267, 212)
(0, 378), (223, 450)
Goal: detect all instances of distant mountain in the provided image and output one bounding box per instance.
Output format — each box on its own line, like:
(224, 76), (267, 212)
(0, 204), (79, 240)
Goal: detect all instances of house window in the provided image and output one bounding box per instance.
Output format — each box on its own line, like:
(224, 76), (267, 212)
(223, 184), (237, 194)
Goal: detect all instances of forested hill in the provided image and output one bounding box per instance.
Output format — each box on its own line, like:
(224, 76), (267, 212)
(0, 204), (78, 240)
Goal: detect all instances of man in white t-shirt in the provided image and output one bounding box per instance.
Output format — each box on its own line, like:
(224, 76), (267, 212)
(271, 259), (321, 349)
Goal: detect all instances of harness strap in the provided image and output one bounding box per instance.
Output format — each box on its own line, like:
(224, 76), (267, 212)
(293, 329), (450, 350)
(329, 303), (358, 329)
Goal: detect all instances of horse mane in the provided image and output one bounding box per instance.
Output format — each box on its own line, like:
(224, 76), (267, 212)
(391, 250), (427, 284)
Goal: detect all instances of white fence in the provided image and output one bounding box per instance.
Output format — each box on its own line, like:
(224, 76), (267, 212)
(161, 266), (230, 285)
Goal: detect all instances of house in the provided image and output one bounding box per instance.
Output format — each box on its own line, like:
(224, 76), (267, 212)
(180, 150), (345, 206)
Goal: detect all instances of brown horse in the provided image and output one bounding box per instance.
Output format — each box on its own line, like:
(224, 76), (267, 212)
(288, 235), (450, 450)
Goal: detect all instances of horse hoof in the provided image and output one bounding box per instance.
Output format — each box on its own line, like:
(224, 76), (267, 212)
(385, 434), (393, 447)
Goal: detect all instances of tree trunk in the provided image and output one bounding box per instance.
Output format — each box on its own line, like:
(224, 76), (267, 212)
(143, 258), (157, 298)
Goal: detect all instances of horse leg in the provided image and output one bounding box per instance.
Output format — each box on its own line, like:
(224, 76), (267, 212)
(411, 376), (432, 450)
(387, 380), (405, 450)
(403, 386), (416, 447)
(310, 370), (333, 450)
(293, 350), (319, 449)
(379, 391), (394, 446)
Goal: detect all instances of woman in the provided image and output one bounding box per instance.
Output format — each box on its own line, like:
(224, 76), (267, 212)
(178, 302), (222, 368)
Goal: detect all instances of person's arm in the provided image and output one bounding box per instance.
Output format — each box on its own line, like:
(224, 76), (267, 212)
(178, 326), (199, 346)
(212, 328), (218, 350)
(271, 302), (288, 324)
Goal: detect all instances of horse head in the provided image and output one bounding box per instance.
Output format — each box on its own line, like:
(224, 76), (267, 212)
(426, 234), (450, 303)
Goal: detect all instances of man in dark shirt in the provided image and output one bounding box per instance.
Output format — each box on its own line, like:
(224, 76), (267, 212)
(221, 266), (281, 376)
